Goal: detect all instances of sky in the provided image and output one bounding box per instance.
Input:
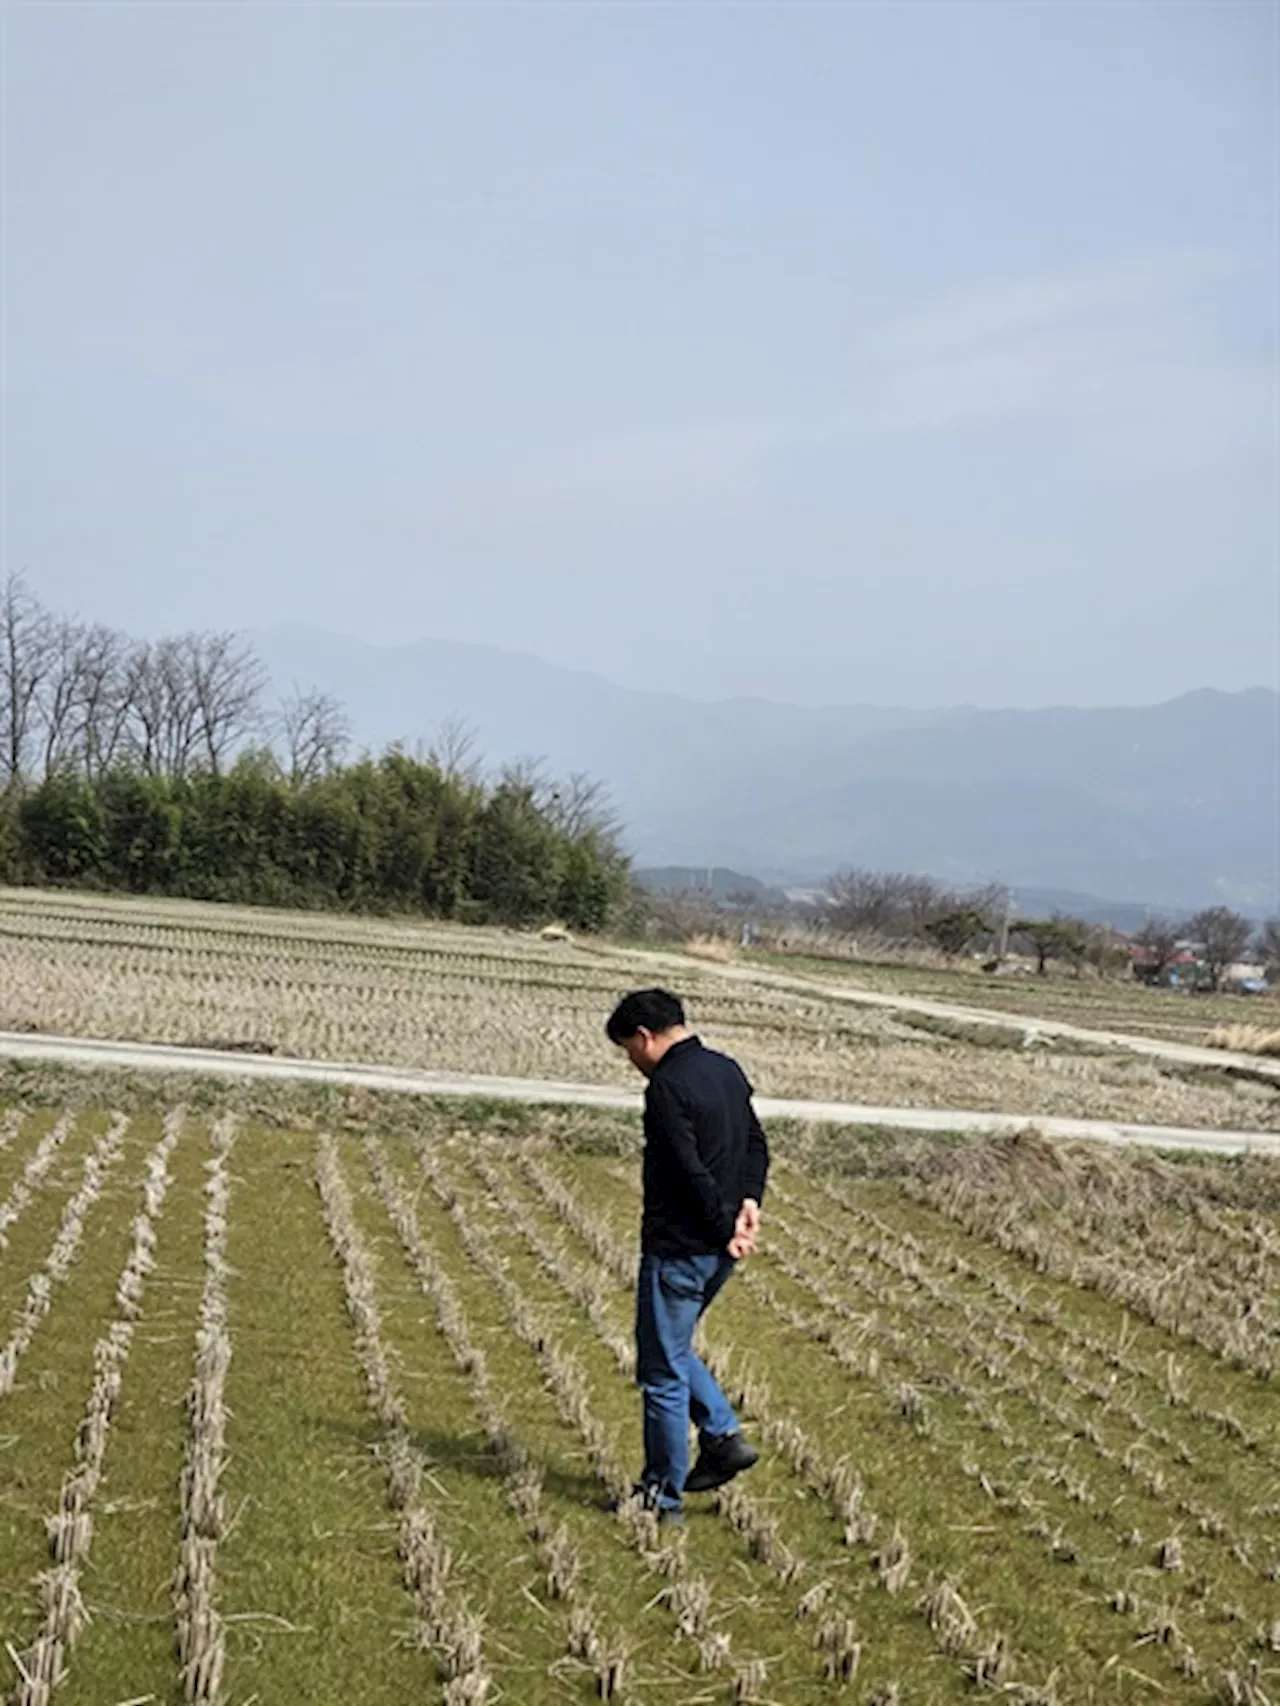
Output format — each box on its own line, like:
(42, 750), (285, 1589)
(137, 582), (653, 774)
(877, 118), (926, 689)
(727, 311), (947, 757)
(2, 0), (1277, 709)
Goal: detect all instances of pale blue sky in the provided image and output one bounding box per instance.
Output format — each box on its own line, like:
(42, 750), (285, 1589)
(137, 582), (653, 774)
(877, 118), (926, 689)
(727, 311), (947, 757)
(3, 0), (1276, 706)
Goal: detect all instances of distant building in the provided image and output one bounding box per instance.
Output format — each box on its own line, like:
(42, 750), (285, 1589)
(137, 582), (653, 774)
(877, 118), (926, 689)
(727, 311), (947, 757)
(1130, 943), (1205, 989)
(783, 888), (832, 907)
(1131, 944), (1271, 995)
(1224, 962), (1270, 996)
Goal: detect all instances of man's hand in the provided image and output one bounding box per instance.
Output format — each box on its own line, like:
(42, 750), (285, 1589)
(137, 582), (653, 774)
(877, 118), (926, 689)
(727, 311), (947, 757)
(728, 1197), (762, 1260)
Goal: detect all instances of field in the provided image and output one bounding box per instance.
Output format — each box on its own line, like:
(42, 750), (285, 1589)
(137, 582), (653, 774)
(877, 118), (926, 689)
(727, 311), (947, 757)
(762, 951), (1275, 1050)
(2, 888), (1278, 1133)
(0, 1080), (1277, 1706)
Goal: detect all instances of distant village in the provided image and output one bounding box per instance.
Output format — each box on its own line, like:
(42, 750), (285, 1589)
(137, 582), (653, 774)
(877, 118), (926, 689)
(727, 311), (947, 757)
(1127, 941), (1268, 996)
(636, 866), (1275, 996)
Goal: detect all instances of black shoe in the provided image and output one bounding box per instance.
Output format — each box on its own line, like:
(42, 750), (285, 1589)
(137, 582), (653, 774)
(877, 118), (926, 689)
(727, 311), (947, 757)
(684, 1432), (760, 1494)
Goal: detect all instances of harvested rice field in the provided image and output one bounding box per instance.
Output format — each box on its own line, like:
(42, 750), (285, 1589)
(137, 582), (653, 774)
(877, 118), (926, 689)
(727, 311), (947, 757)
(1, 1084), (1277, 1705)
(1, 888), (1277, 1132)
(773, 954), (1277, 1051)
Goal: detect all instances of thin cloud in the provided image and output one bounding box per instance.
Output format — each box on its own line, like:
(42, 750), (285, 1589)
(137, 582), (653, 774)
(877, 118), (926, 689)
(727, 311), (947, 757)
(450, 252), (1268, 518)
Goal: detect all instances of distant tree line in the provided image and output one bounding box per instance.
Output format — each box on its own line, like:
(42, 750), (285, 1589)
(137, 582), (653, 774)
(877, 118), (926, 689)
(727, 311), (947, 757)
(827, 870), (1277, 987)
(642, 860), (1279, 990)
(0, 577), (628, 930)
(823, 867), (1117, 975)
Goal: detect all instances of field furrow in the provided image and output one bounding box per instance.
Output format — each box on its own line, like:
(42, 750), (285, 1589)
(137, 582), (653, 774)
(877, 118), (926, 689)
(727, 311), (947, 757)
(446, 1141), (1000, 1703)
(905, 1166), (1279, 1378)
(0, 1118), (159, 1694)
(368, 1133), (787, 1699)
(209, 1127), (431, 1704)
(753, 1205), (1274, 1635)
(314, 1131), (495, 1703)
(172, 1114), (236, 1704)
(0, 1113), (81, 1256)
(362, 1133), (696, 1701)
(0, 1118), (131, 1398)
(524, 1145), (1272, 1699)
(6, 1111), (184, 1705)
(53, 1115), (209, 1706)
(0, 1079), (1276, 1704)
(783, 1166), (1280, 1483)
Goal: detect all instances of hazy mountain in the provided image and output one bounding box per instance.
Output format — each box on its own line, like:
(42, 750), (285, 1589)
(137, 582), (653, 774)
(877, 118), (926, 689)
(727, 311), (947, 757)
(635, 867), (777, 902)
(253, 626), (1278, 914)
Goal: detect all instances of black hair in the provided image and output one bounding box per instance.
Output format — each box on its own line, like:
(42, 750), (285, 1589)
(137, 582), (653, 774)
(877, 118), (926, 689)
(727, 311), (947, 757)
(605, 988), (686, 1043)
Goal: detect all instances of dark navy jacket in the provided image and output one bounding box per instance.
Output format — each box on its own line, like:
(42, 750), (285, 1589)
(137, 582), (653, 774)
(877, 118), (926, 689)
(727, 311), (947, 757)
(641, 1035), (770, 1256)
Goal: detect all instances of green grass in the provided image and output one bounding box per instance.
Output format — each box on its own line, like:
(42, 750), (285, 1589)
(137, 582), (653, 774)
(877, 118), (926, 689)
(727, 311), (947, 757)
(525, 1155), (1194, 1698)
(0, 1113), (155, 1688)
(212, 1126), (433, 1703)
(2, 1092), (1277, 1704)
(57, 1117), (209, 1705)
(360, 1136), (693, 1690)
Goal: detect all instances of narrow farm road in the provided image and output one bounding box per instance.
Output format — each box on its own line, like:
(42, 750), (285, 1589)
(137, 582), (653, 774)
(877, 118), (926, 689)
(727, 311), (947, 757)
(1, 1028), (1276, 1158)
(604, 943), (1280, 1085)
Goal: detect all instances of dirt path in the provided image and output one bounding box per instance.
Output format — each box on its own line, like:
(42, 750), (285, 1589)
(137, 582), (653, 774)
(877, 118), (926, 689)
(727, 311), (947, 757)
(1, 1029), (1276, 1158)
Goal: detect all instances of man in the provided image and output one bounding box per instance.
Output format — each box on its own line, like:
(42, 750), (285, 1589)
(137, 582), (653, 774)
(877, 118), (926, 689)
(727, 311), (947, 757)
(606, 987), (769, 1521)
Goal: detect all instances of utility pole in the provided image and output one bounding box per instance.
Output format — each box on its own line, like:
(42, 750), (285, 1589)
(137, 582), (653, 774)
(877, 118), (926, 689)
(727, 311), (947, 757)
(997, 891), (1014, 963)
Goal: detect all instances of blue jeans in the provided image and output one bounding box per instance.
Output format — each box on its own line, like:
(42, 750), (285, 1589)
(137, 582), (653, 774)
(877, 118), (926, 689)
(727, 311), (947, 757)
(635, 1251), (739, 1512)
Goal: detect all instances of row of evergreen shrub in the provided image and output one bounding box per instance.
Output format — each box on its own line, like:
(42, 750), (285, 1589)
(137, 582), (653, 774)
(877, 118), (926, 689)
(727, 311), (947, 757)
(0, 751), (629, 931)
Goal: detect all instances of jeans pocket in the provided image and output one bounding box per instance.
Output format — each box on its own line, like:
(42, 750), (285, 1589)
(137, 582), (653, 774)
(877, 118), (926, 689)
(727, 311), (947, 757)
(657, 1255), (710, 1303)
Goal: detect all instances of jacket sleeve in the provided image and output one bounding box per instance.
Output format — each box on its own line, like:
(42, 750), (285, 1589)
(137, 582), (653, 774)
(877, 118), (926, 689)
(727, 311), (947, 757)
(745, 1100), (770, 1204)
(646, 1076), (738, 1246)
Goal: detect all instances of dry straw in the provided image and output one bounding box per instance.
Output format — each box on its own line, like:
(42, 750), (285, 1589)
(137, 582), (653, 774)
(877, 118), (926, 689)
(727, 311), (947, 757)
(903, 1142), (1277, 1378)
(482, 1148), (933, 1682)
(9, 1110), (183, 1706)
(518, 1149), (1060, 1682)
(763, 1176), (1266, 1626)
(416, 1143), (740, 1672)
(174, 1114), (236, 1705)
(0, 1107), (22, 1153)
(4, 883), (1274, 1129)
(0, 1115), (130, 1397)
(1206, 1024), (1280, 1058)
(315, 1134), (492, 1702)
(364, 1137), (634, 1674)
(0, 1111), (78, 1250)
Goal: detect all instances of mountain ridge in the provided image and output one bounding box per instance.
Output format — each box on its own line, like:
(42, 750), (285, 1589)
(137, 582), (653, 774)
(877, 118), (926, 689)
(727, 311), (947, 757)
(251, 624), (1278, 914)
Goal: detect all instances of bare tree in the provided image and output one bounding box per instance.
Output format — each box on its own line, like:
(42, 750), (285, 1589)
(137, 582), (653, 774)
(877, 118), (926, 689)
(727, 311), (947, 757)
(0, 574), (54, 788)
(121, 632), (265, 779)
(35, 618), (133, 780)
(826, 866), (1003, 947)
(641, 884), (724, 942)
(826, 869), (919, 939)
(498, 755), (552, 803)
(1257, 919), (1280, 978)
(1131, 916), (1183, 986)
(185, 632), (267, 773)
(427, 716), (481, 784)
(1083, 923), (1130, 979)
(38, 615), (90, 778)
(544, 772), (621, 842)
(75, 625), (136, 780)
(123, 637), (202, 778)
(275, 685), (350, 786)
(1186, 906), (1254, 992)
